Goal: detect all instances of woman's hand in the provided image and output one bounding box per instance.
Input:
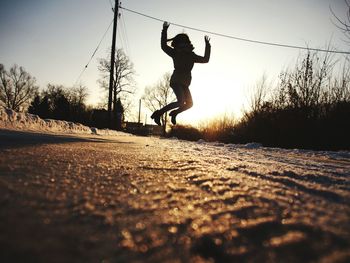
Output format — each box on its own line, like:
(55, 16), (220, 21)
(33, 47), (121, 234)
(205, 35), (211, 45)
(163, 21), (170, 30)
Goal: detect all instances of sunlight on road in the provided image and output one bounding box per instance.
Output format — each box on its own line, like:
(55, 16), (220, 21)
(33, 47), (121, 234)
(0, 130), (349, 262)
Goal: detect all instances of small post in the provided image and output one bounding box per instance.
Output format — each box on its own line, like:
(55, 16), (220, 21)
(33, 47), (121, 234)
(138, 99), (141, 124)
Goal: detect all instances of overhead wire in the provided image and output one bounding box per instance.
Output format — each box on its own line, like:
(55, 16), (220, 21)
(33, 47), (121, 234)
(74, 18), (114, 86)
(108, 0), (126, 53)
(117, 13), (127, 53)
(75, 0), (130, 87)
(108, 1), (131, 57)
(108, 0), (114, 10)
(75, 3), (349, 87)
(119, 5), (350, 55)
(120, 8), (131, 56)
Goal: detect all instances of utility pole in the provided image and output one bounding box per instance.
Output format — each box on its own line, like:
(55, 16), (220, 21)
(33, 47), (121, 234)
(108, 0), (119, 128)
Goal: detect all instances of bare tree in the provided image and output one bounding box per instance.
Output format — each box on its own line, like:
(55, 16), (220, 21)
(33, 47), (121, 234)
(98, 49), (135, 118)
(248, 74), (270, 113)
(70, 84), (89, 106)
(277, 51), (334, 112)
(327, 61), (350, 104)
(142, 73), (175, 133)
(330, 0), (350, 42)
(0, 64), (39, 111)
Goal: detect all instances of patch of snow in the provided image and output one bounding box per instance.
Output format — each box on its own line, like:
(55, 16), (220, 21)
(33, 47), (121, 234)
(0, 106), (129, 136)
(327, 151), (350, 160)
(212, 142), (225, 147)
(243, 142), (263, 149)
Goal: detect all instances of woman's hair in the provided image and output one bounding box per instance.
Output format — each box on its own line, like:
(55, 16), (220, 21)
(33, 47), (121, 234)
(168, 33), (194, 51)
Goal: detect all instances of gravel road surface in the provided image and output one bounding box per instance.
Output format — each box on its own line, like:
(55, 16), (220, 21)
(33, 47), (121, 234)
(0, 129), (349, 262)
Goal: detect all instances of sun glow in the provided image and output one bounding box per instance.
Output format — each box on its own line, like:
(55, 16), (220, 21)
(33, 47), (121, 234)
(177, 69), (247, 126)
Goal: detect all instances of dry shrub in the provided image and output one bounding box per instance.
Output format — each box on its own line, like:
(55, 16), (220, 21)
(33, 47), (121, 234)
(199, 113), (236, 142)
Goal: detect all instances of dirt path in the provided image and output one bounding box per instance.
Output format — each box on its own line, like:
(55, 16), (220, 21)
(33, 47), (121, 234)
(0, 129), (349, 262)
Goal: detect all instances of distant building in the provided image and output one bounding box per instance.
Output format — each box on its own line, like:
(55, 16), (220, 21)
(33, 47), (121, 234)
(144, 124), (163, 136)
(124, 122), (163, 136)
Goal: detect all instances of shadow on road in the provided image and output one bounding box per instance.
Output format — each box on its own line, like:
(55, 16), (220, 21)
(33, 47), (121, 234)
(0, 129), (120, 149)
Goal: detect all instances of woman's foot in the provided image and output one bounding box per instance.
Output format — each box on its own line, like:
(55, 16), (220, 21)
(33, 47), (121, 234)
(151, 110), (162, 126)
(169, 111), (177, 125)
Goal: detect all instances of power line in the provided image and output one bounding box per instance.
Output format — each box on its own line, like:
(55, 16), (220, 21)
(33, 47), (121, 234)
(120, 8), (131, 56)
(74, 19), (114, 86)
(120, 5), (350, 55)
(108, 0), (114, 10)
(116, 15), (126, 52)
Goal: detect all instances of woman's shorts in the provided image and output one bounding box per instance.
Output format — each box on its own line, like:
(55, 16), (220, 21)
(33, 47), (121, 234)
(170, 71), (192, 87)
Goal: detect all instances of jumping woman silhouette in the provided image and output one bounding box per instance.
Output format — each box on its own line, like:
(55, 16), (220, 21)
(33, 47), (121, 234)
(151, 22), (211, 125)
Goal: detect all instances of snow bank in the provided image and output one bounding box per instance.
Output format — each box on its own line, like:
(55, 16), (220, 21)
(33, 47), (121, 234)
(195, 139), (262, 149)
(187, 137), (349, 160)
(0, 107), (128, 136)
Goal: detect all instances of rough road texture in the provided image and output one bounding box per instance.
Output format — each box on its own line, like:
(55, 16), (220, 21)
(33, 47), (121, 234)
(0, 129), (349, 263)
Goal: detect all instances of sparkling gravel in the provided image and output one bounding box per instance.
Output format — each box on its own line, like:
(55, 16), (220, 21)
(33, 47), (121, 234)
(0, 129), (349, 262)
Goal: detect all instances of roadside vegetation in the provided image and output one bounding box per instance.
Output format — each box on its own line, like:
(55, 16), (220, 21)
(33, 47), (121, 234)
(0, 48), (134, 129)
(2, 49), (349, 150)
(1, 45), (349, 150)
(168, 51), (350, 150)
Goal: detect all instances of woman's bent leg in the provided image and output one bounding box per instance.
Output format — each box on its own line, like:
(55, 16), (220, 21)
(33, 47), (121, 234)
(170, 86), (193, 115)
(151, 85), (182, 125)
(158, 101), (180, 115)
(168, 87), (193, 124)
(157, 84), (185, 115)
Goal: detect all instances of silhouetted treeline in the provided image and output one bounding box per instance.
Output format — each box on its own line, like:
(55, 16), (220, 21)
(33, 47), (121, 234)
(169, 51), (350, 151)
(233, 100), (350, 150)
(234, 52), (350, 150)
(28, 84), (124, 130)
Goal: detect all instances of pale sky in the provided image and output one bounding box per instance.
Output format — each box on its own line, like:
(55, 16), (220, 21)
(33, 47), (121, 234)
(0, 0), (348, 125)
